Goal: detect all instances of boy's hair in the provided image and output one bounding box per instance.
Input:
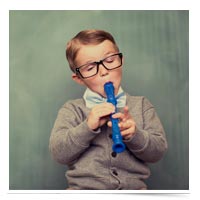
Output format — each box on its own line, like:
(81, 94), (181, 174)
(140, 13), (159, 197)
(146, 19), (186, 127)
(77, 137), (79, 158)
(66, 29), (119, 72)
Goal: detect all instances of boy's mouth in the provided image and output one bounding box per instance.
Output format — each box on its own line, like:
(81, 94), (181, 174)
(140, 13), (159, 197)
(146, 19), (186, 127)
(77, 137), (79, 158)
(105, 80), (113, 84)
(104, 80), (114, 84)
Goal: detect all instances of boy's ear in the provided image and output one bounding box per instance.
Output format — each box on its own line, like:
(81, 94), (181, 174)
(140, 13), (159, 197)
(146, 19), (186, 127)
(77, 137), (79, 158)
(72, 73), (85, 86)
(122, 55), (125, 65)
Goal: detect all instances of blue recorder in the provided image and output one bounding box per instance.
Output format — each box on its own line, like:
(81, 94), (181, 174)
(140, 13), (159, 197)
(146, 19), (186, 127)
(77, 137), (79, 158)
(104, 82), (126, 153)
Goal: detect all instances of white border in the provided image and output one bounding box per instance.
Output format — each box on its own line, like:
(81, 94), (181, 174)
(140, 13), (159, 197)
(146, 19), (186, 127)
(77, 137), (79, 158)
(0, 0), (191, 10)
(8, 189), (190, 194)
(1, 0), (198, 199)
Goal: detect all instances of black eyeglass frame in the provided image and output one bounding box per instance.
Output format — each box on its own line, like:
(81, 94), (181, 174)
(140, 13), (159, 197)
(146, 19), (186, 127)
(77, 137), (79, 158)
(75, 53), (123, 79)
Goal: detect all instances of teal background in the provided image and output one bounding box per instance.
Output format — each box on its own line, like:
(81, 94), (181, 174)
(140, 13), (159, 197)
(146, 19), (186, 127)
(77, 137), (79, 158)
(9, 10), (189, 190)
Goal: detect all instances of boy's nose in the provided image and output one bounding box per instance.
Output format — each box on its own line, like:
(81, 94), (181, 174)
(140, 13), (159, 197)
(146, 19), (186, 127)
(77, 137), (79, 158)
(99, 63), (109, 77)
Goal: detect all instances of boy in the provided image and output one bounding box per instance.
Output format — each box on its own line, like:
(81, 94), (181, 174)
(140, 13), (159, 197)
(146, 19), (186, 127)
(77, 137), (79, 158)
(49, 29), (168, 190)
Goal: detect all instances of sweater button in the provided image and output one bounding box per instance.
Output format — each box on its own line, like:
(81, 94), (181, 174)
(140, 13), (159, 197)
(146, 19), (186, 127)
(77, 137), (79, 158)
(111, 151), (117, 157)
(112, 170), (118, 176)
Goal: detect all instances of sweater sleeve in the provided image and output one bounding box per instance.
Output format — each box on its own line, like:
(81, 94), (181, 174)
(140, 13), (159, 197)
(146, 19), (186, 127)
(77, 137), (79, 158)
(49, 101), (100, 165)
(124, 97), (168, 163)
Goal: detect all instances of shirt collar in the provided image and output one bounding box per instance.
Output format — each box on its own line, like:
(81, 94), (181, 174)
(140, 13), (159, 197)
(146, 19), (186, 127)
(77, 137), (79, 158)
(83, 87), (126, 109)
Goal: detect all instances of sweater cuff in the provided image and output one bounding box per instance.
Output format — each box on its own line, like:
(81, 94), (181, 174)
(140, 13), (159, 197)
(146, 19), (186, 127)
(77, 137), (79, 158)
(124, 126), (149, 152)
(70, 119), (100, 148)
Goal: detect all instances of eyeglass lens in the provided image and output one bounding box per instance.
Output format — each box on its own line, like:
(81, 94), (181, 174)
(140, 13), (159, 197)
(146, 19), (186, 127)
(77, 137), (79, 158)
(78, 53), (122, 78)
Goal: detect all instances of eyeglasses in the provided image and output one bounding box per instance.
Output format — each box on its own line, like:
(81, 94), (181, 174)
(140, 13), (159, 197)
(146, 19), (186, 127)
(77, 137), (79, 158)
(75, 53), (123, 79)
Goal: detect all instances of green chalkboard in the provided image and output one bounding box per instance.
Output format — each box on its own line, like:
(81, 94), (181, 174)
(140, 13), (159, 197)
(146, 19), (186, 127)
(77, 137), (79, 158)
(9, 10), (189, 190)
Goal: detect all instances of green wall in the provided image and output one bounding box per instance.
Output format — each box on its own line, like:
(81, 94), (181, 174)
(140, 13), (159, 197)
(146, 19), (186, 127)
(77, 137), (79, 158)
(9, 10), (189, 190)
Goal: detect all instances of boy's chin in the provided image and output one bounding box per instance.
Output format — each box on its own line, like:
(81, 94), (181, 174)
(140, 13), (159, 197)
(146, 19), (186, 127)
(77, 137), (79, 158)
(98, 91), (106, 98)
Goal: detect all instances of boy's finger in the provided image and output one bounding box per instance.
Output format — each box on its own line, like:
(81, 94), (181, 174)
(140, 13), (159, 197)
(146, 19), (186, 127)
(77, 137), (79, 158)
(112, 112), (125, 119)
(95, 102), (115, 110)
(121, 125), (133, 135)
(107, 121), (112, 127)
(123, 106), (129, 118)
(98, 110), (114, 118)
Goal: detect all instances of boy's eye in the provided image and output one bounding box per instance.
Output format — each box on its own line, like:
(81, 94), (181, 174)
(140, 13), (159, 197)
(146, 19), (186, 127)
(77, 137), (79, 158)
(104, 56), (115, 63)
(83, 63), (96, 72)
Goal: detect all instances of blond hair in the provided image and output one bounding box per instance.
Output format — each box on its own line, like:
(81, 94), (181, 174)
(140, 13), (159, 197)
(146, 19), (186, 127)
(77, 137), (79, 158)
(66, 29), (119, 72)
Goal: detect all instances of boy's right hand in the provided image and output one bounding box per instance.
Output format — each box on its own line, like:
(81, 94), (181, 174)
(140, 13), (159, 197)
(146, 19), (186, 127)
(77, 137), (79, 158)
(87, 102), (115, 131)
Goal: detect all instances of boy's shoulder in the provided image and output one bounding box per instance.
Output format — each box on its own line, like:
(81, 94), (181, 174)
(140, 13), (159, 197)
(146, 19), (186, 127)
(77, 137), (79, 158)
(126, 93), (146, 102)
(126, 93), (154, 110)
(61, 98), (89, 113)
(64, 98), (84, 105)
(62, 98), (85, 108)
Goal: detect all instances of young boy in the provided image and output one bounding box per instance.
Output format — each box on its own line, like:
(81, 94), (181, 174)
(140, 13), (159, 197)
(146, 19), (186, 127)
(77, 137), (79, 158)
(49, 29), (168, 190)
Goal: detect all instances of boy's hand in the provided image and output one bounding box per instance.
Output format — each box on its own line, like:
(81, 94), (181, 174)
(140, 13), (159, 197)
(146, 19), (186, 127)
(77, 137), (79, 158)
(107, 106), (136, 140)
(87, 102), (115, 131)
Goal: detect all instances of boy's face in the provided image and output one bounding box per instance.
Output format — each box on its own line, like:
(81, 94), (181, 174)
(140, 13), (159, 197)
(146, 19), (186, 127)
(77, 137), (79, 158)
(72, 40), (123, 97)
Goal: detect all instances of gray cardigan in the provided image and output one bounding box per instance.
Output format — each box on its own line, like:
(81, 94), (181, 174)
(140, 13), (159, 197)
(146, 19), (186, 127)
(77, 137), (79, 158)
(49, 94), (167, 190)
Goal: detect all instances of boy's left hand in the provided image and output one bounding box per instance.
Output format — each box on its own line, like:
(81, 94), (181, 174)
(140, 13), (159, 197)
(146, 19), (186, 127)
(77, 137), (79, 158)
(107, 106), (136, 140)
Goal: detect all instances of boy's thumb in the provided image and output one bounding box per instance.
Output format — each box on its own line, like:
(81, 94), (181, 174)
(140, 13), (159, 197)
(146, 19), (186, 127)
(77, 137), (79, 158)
(107, 121), (112, 127)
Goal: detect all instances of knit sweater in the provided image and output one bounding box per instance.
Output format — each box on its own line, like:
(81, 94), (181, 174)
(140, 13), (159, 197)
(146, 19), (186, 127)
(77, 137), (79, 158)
(49, 94), (167, 190)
